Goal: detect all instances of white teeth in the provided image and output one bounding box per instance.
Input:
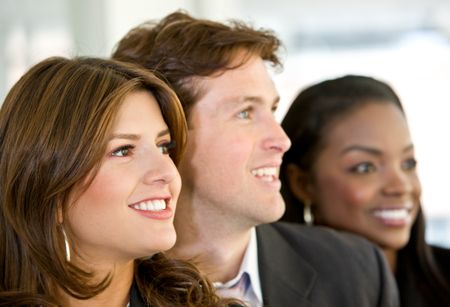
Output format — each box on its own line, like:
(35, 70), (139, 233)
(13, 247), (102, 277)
(372, 208), (410, 220)
(251, 167), (277, 178)
(131, 199), (167, 211)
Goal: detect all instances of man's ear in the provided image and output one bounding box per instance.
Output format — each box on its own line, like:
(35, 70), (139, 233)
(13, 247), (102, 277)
(285, 163), (314, 202)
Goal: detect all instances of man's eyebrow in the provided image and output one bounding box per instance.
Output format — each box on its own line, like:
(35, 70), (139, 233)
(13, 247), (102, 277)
(243, 95), (280, 104)
(224, 95), (280, 109)
(402, 144), (415, 153)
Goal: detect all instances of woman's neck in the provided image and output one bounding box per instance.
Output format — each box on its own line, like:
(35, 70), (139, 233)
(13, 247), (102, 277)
(58, 260), (134, 307)
(383, 248), (398, 273)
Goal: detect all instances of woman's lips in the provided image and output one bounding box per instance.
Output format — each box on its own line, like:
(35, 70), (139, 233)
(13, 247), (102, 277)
(128, 198), (173, 220)
(370, 205), (414, 227)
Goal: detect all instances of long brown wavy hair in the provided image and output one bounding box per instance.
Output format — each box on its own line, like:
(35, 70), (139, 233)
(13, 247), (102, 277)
(0, 57), (240, 306)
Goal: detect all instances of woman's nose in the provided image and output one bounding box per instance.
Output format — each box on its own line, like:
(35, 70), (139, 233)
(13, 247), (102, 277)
(141, 151), (180, 186)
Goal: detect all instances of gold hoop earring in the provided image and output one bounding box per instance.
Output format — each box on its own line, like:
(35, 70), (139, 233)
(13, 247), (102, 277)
(303, 200), (314, 226)
(61, 227), (71, 262)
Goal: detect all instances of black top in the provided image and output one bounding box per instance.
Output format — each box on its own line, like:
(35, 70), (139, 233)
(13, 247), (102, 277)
(129, 282), (146, 307)
(397, 245), (450, 307)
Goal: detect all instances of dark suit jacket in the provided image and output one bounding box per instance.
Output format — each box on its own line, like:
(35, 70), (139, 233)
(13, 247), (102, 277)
(130, 222), (398, 307)
(257, 222), (399, 307)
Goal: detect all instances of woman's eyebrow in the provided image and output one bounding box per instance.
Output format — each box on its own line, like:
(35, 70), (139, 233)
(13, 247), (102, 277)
(109, 128), (170, 141)
(340, 145), (382, 156)
(110, 133), (140, 141)
(340, 143), (414, 156)
(157, 128), (170, 138)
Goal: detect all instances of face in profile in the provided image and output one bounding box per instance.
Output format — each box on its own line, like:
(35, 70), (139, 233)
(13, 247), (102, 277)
(66, 90), (181, 264)
(297, 103), (421, 251)
(178, 53), (291, 227)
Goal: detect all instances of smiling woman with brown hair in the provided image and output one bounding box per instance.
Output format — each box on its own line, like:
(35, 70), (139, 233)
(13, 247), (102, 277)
(0, 56), (242, 307)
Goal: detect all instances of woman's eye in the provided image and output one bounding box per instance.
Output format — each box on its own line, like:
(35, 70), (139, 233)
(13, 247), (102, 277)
(158, 140), (176, 155)
(402, 158), (417, 170)
(111, 145), (134, 157)
(349, 162), (376, 174)
(237, 108), (252, 119)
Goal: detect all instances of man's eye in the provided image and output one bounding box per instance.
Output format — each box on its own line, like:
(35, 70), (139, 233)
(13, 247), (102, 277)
(237, 108), (252, 119)
(111, 145), (134, 157)
(158, 140), (176, 155)
(349, 162), (376, 174)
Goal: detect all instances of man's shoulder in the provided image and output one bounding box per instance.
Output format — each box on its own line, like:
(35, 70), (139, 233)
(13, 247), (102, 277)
(258, 221), (377, 254)
(255, 222), (399, 306)
(256, 221), (385, 276)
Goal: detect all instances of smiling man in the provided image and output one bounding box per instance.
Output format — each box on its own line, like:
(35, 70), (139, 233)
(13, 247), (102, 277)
(112, 11), (399, 307)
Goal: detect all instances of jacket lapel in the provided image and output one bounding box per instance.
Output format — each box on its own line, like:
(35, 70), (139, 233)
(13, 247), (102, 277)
(256, 224), (316, 307)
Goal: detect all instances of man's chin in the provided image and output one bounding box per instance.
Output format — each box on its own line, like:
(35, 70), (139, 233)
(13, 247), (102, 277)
(255, 198), (286, 225)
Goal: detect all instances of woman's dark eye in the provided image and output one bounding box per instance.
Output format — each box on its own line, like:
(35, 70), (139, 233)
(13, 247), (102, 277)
(111, 145), (134, 157)
(349, 162), (376, 174)
(158, 140), (176, 155)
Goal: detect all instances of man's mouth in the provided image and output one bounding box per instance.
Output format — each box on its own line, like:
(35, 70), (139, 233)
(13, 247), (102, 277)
(251, 167), (278, 182)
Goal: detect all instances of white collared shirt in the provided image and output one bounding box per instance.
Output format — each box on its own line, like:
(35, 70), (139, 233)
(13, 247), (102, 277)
(214, 228), (262, 306)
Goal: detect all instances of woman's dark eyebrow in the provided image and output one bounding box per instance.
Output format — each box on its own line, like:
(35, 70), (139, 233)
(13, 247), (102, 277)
(340, 145), (382, 156)
(110, 134), (140, 141)
(340, 143), (414, 156)
(109, 128), (170, 140)
(157, 128), (170, 138)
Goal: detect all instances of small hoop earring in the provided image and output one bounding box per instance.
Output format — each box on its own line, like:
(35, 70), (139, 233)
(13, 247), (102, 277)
(61, 227), (71, 262)
(303, 200), (314, 226)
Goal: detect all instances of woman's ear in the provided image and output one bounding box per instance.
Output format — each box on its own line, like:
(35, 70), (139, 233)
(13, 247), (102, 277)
(286, 163), (314, 202)
(57, 204), (64, 224)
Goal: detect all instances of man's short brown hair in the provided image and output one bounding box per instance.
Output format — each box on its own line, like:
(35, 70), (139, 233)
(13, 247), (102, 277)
(112, 10), (283, 119)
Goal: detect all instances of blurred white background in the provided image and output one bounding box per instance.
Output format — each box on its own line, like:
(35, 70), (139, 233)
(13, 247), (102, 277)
(1, 0), (449, 246)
